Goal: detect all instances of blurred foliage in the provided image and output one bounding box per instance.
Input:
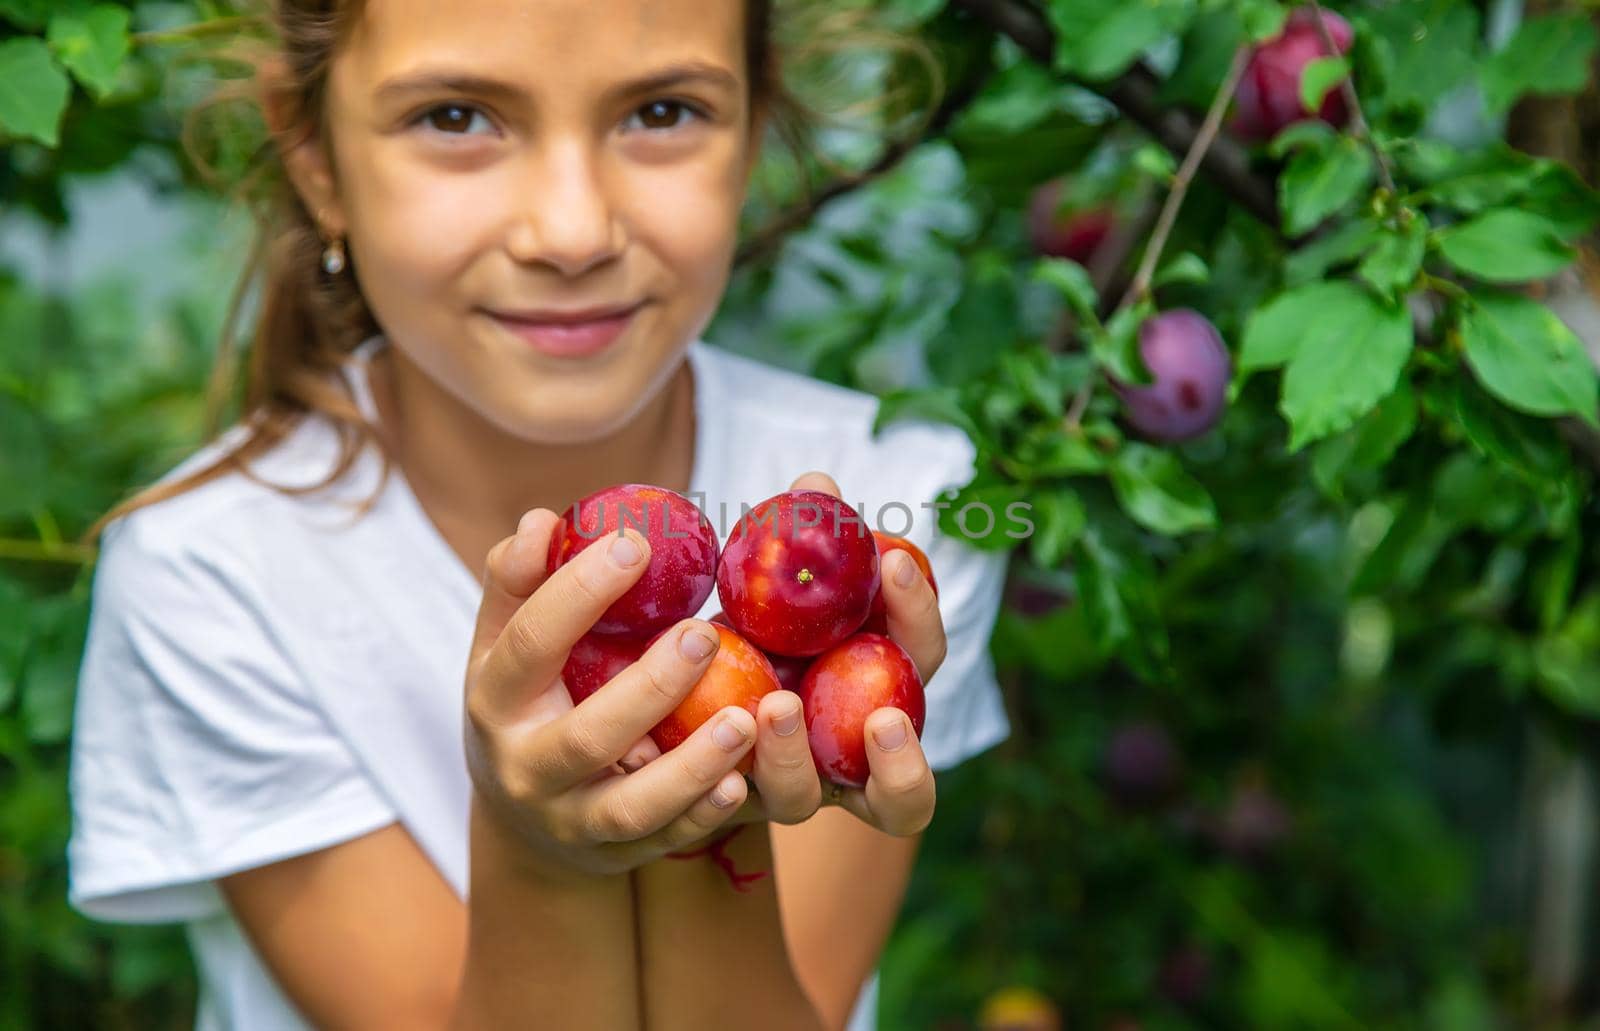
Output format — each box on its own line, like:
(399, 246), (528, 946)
(5, 0), (1600, 1028)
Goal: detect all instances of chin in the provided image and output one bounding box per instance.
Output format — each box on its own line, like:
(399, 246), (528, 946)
(460, 319), (688, 444)
(482, 391), (650, 446)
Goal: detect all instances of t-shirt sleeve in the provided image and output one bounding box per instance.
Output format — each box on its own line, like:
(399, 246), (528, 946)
(67, 515), (398, 925)
(890, 427), (1012, 772)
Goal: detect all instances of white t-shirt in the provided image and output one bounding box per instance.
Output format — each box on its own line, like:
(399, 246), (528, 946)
(67, 335), (1011, 1030)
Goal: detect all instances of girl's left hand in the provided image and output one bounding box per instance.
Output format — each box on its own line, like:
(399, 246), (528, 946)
(617, 471), (943, 839)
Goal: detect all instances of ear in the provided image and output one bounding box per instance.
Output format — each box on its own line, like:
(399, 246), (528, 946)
(258, 54), (347, 235)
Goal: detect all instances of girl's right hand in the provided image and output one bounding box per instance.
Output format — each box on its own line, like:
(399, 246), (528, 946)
(462, 509), (757, 881)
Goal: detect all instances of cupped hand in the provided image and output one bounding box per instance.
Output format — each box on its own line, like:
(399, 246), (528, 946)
(462, 510), (758, 880)
(627, 472), (946, 840)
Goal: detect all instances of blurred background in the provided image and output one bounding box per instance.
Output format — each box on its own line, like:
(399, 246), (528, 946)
(5, 0), (1600, 1027)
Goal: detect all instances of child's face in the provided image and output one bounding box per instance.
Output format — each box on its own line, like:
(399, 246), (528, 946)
(298, 0), (759, 444)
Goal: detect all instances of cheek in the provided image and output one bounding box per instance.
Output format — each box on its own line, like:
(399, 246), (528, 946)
(341, 142), (500, 298)
(623, 148), (746, 282)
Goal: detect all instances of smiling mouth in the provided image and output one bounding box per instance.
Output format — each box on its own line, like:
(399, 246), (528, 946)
(484, 302), (645, 358)
(486, 300), (646, 325)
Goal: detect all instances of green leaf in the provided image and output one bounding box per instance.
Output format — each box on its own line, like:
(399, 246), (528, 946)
(939, 482), (1031, 552)
(928, 249), (1014, 384)
(1001, 348), (1066, 420)
(1357, 214), (1427, 296)
(0, 0), (54, 30)
(874, 387), (981, 441)
(1011, 425), (1106, 478)
(1029, 489), (1088, 567)
(1431, 452), (1526, 531)
(1448, 377), (1568, 483)
(1131, 141), (1177, 181)
(1534, 634), (1600, 718)
(1047, 0), (1198, 81)
(1299, 56), (1349, 114)
(1419, 164), (1541, 213)
(1312, 379), (1417, 498)
(1533, 593), (1600, 718)
(1532, 533), (1582, 633)
(1162, 8), (1249, 108)
(1275, 284), (1414, 450)
(1091, 300), (1155, 386)
(21, 652), (76, 745)
(1241, 281), (1353, 372)
(1280, 137), (1375, 236)
(0, 38), (71, 147)
(46, 4), (130, 100)
(1518, 163), (1600, 241)
(1458, 292), (1598, 423)
(1033, 257), (1099, 324)
(1153, 252), (1210, 288)
(1352, 494), (1453, 594)
(1267, 120), (1337, 160)
(1285, 219), (1380, 286)
(1436, 210), (1575, 283)
(1108, 443), (1218, 535)
(1074, 528), (1168, 678)
(1362, 0), (1481, 113)
(1240, 0), (1288, 41)
(1480, 14), (1599, 113)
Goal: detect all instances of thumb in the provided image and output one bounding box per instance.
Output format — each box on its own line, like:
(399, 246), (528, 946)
(467, 508), (563, 673)
(789, 470), (842, 498)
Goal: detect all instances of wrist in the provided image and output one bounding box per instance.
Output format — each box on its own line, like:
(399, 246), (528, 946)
(660, 823), (772, 893)
(468, 791), (622, 890)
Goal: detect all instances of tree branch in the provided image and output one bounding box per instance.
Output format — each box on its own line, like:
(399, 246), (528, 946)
(131, 15), (262, 47)
(1304, 0), (1398, 196)
(734, 62), (992, 268)
(951, 0), (1279, 226)
(1119, 45), (1252, 309)
(0, 538), (97, 565)
(1064, 44), (1251, 427)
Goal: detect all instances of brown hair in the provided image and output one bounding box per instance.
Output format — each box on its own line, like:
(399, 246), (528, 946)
(84, 0), (936, 545)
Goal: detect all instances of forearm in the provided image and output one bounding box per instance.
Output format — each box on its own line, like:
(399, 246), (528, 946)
(450, 794), (640, 1030)
(634, 823), (824, 1030)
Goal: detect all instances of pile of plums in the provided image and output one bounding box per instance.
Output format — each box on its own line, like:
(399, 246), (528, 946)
(550, 485), (935, 789)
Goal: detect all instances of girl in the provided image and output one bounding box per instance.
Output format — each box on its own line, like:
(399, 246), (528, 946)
(67, 0), (1010, 1027)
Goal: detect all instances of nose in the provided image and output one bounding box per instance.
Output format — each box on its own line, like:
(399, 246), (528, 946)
(504, 142), (624, 277)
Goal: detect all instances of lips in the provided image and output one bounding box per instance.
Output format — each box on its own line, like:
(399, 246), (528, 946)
(492, 301), (644, 324)
(486, 301), (645, 359)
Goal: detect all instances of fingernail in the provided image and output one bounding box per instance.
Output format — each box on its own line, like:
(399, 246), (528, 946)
(894, 551), (916, 588)
(772, 704), (801, 737)
(711, 777), (738, 808)
(874, 718), (907, 751)
(518, 509), (542, 537)
(679, 628), (717, 661)
(713, 715), (749, 750)
(609, 534), (643, 567)
(620, 754), (645, 773)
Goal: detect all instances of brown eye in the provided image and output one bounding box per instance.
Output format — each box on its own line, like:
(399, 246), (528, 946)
(422, 104), (489, 135)
(627, 100), (698, 133)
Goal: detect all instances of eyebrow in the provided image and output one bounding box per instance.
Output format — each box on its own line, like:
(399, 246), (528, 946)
(373, 60), (741, 106)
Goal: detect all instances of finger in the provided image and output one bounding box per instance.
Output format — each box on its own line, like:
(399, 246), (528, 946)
(476, 526), (652, 722)
(881, 549), (947, 683)
(857, 708), (936, 836)
(637, 769), (750, 857)
(564, 706), (757, 843)
(467, 509), (562, 674)
(536, 620), (721, 792)
(748, 691), (822, 824)
(618, 735), (663, 773)
(789, 470), (842, 498)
